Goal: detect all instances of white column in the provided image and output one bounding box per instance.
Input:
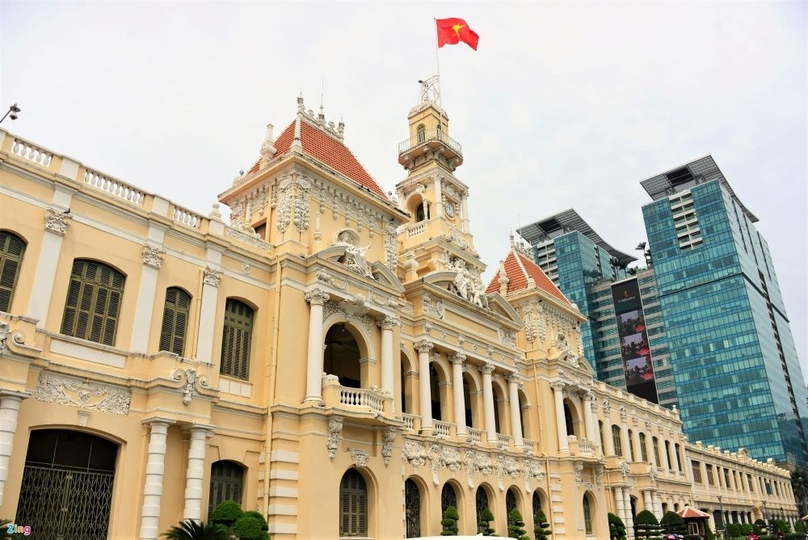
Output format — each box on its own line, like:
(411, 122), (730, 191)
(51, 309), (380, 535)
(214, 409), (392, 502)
(645, 429), (655, 466)
(652, 491), (663, 519)
(451, 353), (467, 440)
(507, 374), (523, 449)
(304, 289), (330, 402)
(28, 208), (72, 326)
(620, 410), (631, 460)
(551, 381), (568, 452)
(131, 247), (163, 353)
(582, 391), (595, 443)
(643, 490), (653, 512)
(480, 362), (497, 443)
(415, 340), (434, 434)
(623, 488), (635, 539)
(183, 424), (214, 521)
(0, 391), (28, 506)
(434, 177), (443, 218)
(378, 316), (398, 410)
(196, 267), (222, 364)
(614, 486), (626, 527)
(139, 418), (174, 540)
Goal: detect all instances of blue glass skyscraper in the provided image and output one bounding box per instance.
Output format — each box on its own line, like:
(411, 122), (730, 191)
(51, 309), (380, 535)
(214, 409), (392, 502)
(641, 155), (808, 465)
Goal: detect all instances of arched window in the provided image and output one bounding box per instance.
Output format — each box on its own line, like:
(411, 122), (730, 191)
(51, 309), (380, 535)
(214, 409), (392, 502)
(220, 298), (254, 380)
(611, 425), (623, 457)
(61, 259), (125, 345)
(665, 440), (672, 469)
(639, 432), (649, 462)
(405, 479), (421, 538)
(0, 231), (26, 313)
(652, 437), (661, 467)
(416, 124), (426, 143)
(532, 491), (542, 516)
(463, 375), (474, 428)
(208, 460), (244, 517)
(441, 483), (457, 514)
(429, 364), (442, 421)
(159, 287), (191, 355)
(583, 494), (593, 535)
(628, 429), (635, 461)
(340, 469), (367, 537)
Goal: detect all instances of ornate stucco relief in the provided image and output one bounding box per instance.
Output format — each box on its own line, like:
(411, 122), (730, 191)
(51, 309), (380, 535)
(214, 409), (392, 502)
(35, 372), (131, 415)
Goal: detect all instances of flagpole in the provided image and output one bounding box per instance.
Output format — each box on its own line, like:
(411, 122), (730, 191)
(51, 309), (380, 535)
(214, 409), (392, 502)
(433, 18), (446, 143)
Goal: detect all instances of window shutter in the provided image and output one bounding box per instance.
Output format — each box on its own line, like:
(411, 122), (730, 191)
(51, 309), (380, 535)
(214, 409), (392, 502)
(0, 232), (25, 313)
(61, 260), (124, 345)
(220, 299), (253, 380)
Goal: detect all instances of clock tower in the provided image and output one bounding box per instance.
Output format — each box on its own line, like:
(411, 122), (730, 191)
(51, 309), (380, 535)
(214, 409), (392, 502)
(396, 77), (486, 298)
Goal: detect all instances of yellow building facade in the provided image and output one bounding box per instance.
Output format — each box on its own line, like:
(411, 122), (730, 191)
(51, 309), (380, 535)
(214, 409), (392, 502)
(0, 90), (798, 540)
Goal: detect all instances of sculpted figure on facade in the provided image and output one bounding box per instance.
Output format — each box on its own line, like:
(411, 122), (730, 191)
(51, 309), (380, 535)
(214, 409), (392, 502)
(381, 427), (397, 466)
(336, 230), (373, 278)
(326, 416), (344, 460)
(403, 440), (427, 467)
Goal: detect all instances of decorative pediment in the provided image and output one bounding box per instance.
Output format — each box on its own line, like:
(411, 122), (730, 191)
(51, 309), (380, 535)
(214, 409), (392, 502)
(486, 293), (522, 325)
(370, 261), (405, 292)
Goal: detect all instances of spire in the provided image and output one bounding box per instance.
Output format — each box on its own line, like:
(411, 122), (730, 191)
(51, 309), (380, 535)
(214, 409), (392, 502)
(292, 94), (303, 151)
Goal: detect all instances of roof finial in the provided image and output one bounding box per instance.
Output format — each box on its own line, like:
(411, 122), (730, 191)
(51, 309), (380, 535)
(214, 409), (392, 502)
(509, 231), (515, 248)
(319, 76), (325, 122)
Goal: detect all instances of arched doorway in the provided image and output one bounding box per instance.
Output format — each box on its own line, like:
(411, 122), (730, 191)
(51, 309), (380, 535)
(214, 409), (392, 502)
(16, 429), (118, 540)
(405, 478), (421, 538)
(324, 323), (361, 388)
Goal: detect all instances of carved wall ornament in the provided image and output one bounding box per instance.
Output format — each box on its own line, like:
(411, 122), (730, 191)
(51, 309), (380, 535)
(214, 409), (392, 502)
(596, 465), (605, 485)
(203, 267), (222, 288)
(574, 461), (584, 487)
(381, 427), (397, 466)
(142, 244), (165, 269)
(44, 207), (72, 235)
(35, 372), (131, 415)
(403, 440), (427, 467)
(414, 340), (433, 354)
(347, 447), (369, 468)
(335, 230), (373, 278)
(384, 221), (397, 271)
(326, 416), (344, 460)
(498, 327), (516, 347)
(171, 368), (210, 406)
(619, 461), (631, 477)
(377, 316), (399, 331)
(225, 226), (273, 252)
(275, 173), (312, 233)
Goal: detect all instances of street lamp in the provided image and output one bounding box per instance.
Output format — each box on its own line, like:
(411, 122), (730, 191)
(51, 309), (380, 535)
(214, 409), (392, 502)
(0, 103), (21, 124)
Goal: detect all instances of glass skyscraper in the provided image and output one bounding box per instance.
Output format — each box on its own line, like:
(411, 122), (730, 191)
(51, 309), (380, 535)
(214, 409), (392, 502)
(519, 156), (808, 466)
(641, 155), (808, 466)
(516, 210), (636, 373)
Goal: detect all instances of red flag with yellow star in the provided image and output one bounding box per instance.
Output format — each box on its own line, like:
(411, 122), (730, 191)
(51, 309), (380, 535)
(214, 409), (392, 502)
(436, 18), (479, 50)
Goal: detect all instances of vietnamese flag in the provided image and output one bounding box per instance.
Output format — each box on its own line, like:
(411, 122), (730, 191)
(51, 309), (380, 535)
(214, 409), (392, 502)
(436, 18), (479, 50)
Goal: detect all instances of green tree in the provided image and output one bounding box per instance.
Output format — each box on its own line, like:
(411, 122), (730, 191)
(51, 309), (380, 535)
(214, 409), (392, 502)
(161, 520), (230, 540)
(507, 508), (529, 540)
(660, 511), (686, 537)
(479, 508), (496, 536)
(634, 509), (662, 540)
(441, 506), (459, 536)
(534, 508), (552, 540)
(792, 468), (808, 518)
(609, 513), (627, 540)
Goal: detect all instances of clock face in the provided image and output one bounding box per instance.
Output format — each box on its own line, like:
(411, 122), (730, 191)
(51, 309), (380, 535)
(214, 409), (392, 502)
(444, 201), (456, 218)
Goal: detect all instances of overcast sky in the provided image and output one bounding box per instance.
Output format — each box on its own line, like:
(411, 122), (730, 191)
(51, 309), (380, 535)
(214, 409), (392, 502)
(2, 1), (806, 380)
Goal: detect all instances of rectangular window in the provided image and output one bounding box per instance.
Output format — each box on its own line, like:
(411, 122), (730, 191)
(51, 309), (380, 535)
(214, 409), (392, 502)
(691, 461), (703, 484)
(706, 465), (715, 486)
(612, 425), (623, 457)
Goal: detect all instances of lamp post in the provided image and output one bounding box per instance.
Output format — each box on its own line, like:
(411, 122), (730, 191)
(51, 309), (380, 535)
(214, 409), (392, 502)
(0, 103), (20, 125)
(718, 495), (725, 538)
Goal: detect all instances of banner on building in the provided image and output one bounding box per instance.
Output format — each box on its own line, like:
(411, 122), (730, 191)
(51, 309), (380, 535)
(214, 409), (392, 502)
(611, 278), (659, 404)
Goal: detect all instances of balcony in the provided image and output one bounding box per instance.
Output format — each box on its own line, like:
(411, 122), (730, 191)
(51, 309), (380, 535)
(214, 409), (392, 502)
(321, 378), (392, 416)
(398, 129), (463, 168)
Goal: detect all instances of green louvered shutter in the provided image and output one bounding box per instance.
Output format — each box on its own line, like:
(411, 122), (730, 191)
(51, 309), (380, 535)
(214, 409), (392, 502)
(159, 287), (191, 355)
(0, 231), (26, 313)
(61, 260), (125, 345)
(340, 469), (367, 537)
(220, 299), (253, 380)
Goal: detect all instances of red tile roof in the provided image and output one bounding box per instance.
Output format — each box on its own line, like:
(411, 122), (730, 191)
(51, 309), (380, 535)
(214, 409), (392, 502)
(486, 249), (570, 305)
(678, 507), (710, 519)
(262, 118), (386, 198)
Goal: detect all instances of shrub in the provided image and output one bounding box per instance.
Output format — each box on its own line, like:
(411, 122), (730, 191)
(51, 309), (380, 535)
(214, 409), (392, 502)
(210, 500), (243, 529)
(534, 508), (552, 540)
(441, 505), (459, 536)
(660, 511), (686, 537)
(609, 513), (627, 540)
(479, 508), (496, 536)
(243, 511), (269, 532)
(634, 509), (662, 540)
(233, 515), (269, 540)
(507, 508), (529, 540)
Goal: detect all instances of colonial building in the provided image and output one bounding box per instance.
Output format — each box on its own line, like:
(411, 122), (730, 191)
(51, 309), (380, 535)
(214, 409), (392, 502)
(0, 85), (797, 540)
